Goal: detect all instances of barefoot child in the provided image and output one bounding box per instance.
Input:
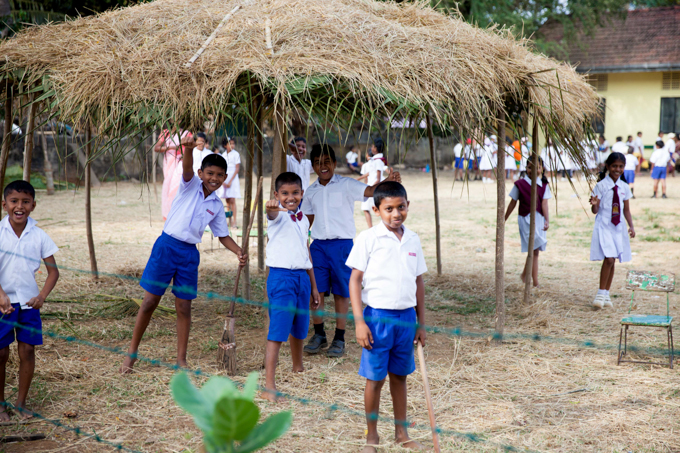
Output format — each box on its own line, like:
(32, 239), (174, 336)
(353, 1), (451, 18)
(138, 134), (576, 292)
(347, 181), (427, 452)
(121, 147), (246, 373)
(504, 158), (551, 288)
(589, 152), (635, 309)
(262, 172), (320, 401)
(0, 181), (59, 420)
(301, 144), (400, 358)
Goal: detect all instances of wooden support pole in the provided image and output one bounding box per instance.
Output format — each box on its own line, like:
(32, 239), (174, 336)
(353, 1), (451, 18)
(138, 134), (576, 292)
(494, 108), (506, 335)
(256, 99), (265, 273)
(426, 113), (442, 276)
(0, 82), (13, 217)
(22, 94), (37, 182)
(270, 100), (287, 197)
(40, 123), (55, 195)
(85, 125), (99, 279)
(242, 96), (257, 301)
(152, 130), (158, 202)
(523, 118), (540, 305)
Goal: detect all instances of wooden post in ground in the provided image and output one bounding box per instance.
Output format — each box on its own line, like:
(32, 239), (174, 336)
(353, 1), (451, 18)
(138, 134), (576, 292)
(426, 113), (442, 276)
(152, 130), (158, 202)
(0, 82), (13, 216)
(22, 94), (37, 182)
(270, 100), (287, 197)
(494, 108), (507, 336)
(256, 100), (265, 273)
(242, 96), (258, 301)
(85, 125), (99, 279)
(523, 118), (539, 305)
(40, 122), (55, 195)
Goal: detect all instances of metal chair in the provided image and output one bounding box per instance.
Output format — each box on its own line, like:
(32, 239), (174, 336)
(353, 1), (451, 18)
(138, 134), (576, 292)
(618, 270), (675, 368)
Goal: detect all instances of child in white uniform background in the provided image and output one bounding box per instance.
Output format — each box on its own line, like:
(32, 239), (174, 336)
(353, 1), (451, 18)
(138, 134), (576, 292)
(221, 138), (241, 229)
(589, 152), (635, 309)
(357, 149), (387, 228)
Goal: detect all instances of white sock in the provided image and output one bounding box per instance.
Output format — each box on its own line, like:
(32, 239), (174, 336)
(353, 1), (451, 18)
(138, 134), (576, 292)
(597, 289), (606, 295)
(604, 290), (610, 296)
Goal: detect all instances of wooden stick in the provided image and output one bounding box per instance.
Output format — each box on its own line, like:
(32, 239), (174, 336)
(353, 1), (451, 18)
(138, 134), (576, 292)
(256, 96), (264, 273)
(494, 108), (506, 335)
(185, 5), (241, 68)
(0, 82), (13, 217)
(22, 93), (36, 182)
(523, 118), (539, 305)
(426, 113), (442, 276)
(417, 341), (440, 453)
(41, 122), (55, 195)
(152, 130), (158, 202)
(85, 125), (99, 279)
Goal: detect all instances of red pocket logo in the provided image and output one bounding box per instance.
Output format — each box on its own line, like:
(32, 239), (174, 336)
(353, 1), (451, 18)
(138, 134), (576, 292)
(206, 209), (214, 215)
(409, 252), (417, 257)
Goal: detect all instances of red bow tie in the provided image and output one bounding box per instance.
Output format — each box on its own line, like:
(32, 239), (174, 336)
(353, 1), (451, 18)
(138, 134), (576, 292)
(290, 211), (303, 222)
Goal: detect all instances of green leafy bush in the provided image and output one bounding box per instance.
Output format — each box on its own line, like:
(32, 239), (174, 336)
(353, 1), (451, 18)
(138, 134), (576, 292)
(170, 372), (292, 453)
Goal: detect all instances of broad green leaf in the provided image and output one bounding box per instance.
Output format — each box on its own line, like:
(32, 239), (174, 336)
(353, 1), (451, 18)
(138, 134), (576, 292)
(240, 372), (259, 400)
(213, 397), (260, 443)
(235, 411), (293, 453)
(199, 375), (239, 411)
(170, 372), (213, 433)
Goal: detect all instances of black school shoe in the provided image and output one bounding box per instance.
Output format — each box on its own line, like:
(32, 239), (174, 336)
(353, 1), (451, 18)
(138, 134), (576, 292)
(326, 340), (345, 358)
(303, 334), (328, 354)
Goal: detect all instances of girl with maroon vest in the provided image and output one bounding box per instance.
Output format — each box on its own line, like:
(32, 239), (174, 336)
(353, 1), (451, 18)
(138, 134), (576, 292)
(505, 158), (552, 288)
(589, 152), (635, 309)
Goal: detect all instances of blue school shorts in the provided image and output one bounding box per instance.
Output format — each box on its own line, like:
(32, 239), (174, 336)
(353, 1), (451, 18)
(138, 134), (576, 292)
(140, 232), (200, 300)
(310, 239), (353, 298)
(358, 306), (416, 381)
(0, 304), (43, 349)
(652, 166), (667, 180)
(455, 157), (463, 169)
(623, 170), (635, 184)
(267, 268), (311, 342)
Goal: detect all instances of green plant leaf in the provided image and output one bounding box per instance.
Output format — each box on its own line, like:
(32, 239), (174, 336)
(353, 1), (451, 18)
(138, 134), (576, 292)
(199, 375), (239, 410)
(170, 372), (213, 433)
(235, 411), (293, 453)
(241, 372), (259, 400)
(213, 397), (260, 443)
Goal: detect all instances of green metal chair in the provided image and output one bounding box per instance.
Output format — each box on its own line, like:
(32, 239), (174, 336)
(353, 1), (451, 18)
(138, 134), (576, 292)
(618, 270), (676, 368)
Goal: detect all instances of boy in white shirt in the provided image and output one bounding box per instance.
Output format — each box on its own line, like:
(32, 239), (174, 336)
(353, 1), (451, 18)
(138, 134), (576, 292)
(262, 172), (320, 401)
(650, 139), (671, 199)
(346, 181), (427, 453)
(286, 137), (314, 191)
(120, 145), (246, 373)
(0, 181), (60, 420)
(191, 132), (212, 177)
(453, 140), (463, 181)
(301, 144), (400, 358)
(623, 147), (639, 198)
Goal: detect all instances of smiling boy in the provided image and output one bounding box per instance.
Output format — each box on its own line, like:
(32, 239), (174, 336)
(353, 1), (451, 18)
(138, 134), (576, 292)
(120, 140), (246, 373)
(0, 181), (60, 420)
(286, 137), (314, 191)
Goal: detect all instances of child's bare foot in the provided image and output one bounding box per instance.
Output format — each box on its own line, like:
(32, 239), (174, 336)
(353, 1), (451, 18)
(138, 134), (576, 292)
(362, 444), (379, 453)
(15, 405), (34, 421)
(119, 356), (137, 374)
(399, 438), (427, 451)
(292, 366), (304, 373)
(260, 389), (279, 403)
(177, 359), (189, 369)
(0, 406), (10, 422)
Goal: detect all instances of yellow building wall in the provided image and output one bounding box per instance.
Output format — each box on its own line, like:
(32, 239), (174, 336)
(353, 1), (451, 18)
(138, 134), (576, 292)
(598, 71), (675, 152)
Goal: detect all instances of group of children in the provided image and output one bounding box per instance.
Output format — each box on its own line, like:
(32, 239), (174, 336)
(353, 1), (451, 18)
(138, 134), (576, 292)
(453, 135), (531, 183)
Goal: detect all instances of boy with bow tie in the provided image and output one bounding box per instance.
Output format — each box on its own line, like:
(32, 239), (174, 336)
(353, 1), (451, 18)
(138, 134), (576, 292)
(262, 172), (320, 401)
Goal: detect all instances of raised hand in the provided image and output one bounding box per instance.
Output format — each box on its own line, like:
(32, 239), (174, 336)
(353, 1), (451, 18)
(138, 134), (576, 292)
(265, 200), (287, 212)
(387, 167), (401, 183)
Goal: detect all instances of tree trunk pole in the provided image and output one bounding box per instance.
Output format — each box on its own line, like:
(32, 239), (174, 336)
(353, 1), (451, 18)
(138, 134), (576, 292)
(41, 122), (55, 195)
(256, 99), (265, 273)
(85, 125), (99, 279)
(523, 118), (539, 305)
(22, 94), (37, 182)
(494, 108), (506, 336)
(270, 100), (287, 198)
(152, 130), (158, 202)
(242, 96), (257, 301)
(426, 113), (442, 276)
(0, 82), (13, 217)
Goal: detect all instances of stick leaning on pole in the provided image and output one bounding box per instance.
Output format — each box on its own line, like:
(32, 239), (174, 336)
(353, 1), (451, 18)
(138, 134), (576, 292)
(218, 176), (263, 375)
(417, 341), (440, 453)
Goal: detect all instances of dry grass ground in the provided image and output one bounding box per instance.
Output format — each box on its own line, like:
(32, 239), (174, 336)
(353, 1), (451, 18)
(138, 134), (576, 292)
(1, 171), (679, 453)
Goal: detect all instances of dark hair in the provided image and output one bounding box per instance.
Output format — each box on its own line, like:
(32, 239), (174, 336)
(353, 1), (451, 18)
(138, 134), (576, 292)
(373, 138), (384, 155)
(4, 180), (35, 199)
(616, 136), (622, 142)
(656, 140), (665, 148)
(201, 153), (228, 172)
(598, 152), (627, 182)
(526, 157), (549, 186)
(637, 131), (642, 135)
(599, 134), (605, 140)
(294, 136), (306, 144)
(310, 144), (336, 164)
(221, 137), (228, 147)
(196, 132), (207, 141)
(275, 171), (303, 191)
(627, 146), (635, 154)
(373, 181), (407, 207)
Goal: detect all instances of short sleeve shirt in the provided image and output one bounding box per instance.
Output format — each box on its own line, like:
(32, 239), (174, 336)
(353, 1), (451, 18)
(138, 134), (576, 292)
(346, 223), (427, 310)
(225, 150), (241, 176)
(266, 208), (312, 270)
(650, 149), (671, 167)
(591, 175), (632, 226)
(286, 155), (314, 191)
(163, 175), (229, 243)
(624, 154), (639, 171)
(301, 174), (367, 240)
(453, 143), (463, 158)
(0, 216), (59, 309)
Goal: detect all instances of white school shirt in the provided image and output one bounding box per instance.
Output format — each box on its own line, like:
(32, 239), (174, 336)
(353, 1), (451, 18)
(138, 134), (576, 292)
(370, 156), (387, 183)
(301, 174), (367, 240)
(611, 141), (628, 154)
(192, 147), (213, 176)
(346, 151), (358, 165)
(0, 216), (59, 309)
(633, 136), (644, 153)
(224, 150), (241, 177)
(650, 148), (672, 167)
(266, 207), (312, 270)
(286, 155), (314, 191)
(346, 222), (427, 310)
(453, 143), (463, 158)
(163, 175), (229, 244)
(463, 144), (473, 159)
(624, 154), (639, 171)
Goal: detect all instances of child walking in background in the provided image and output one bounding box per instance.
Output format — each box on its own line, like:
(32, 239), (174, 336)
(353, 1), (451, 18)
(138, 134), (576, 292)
(589, 152), (635, 309)
(624, 147), (639, 198)
(650, 139), (670, 199)
(504, 158), (551, 288)
(357, 148), (387, 228)
(222, 138), (241, 228)
(262, 172), (320, 402)
(347, 181), (427, 453)
(0, 181), (60, 420)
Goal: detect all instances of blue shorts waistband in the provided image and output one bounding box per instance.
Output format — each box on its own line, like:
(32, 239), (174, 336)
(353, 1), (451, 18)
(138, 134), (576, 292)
(313, 238), (354, 244)
(159, 232), (197, 249)
(269, 267), (309, 275)
(365, 306), (415, 317)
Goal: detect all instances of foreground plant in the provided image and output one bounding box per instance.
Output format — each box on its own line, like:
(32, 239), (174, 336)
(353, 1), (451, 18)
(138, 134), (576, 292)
(171, 372), (292, 453)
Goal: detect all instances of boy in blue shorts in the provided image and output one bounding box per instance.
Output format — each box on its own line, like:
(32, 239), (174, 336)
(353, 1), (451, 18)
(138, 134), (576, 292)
(262, 172), (320, 401)
(346, 181), (427, 452)
(120, 138), (246, 373)
(0, 181), (60, 420)
(301, 144), (400, 358)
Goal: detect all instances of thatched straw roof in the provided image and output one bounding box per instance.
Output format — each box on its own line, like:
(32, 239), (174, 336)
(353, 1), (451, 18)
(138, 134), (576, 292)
(0, 0), (598, 143)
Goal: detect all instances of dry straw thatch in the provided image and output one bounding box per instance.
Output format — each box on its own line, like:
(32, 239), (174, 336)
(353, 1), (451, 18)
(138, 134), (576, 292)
(0, 0), (598, 143)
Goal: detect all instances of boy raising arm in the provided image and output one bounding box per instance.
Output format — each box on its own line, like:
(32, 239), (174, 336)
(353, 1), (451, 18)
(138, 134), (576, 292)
(121, 134), (246, 373)
(0, 181), (60, 420)
(346, 181), (427, 452)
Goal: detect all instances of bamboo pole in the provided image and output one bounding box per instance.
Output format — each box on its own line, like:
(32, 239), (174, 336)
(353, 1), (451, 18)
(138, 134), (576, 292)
(185, 5), (241, 68)
(256, 99), (265, 273)
(22, 94), (37, 182)
(523, 118), (539, 305)
(417, 342), (440, 453)
(494, 109), (506, 335)
(85, 125), (99, 279)
(242, 97), (257, 301)
(41, 122), (55, 195)
(426, 113), (442, 276)
(0, 82), (13, 217)
(270, 100), (287, 197)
